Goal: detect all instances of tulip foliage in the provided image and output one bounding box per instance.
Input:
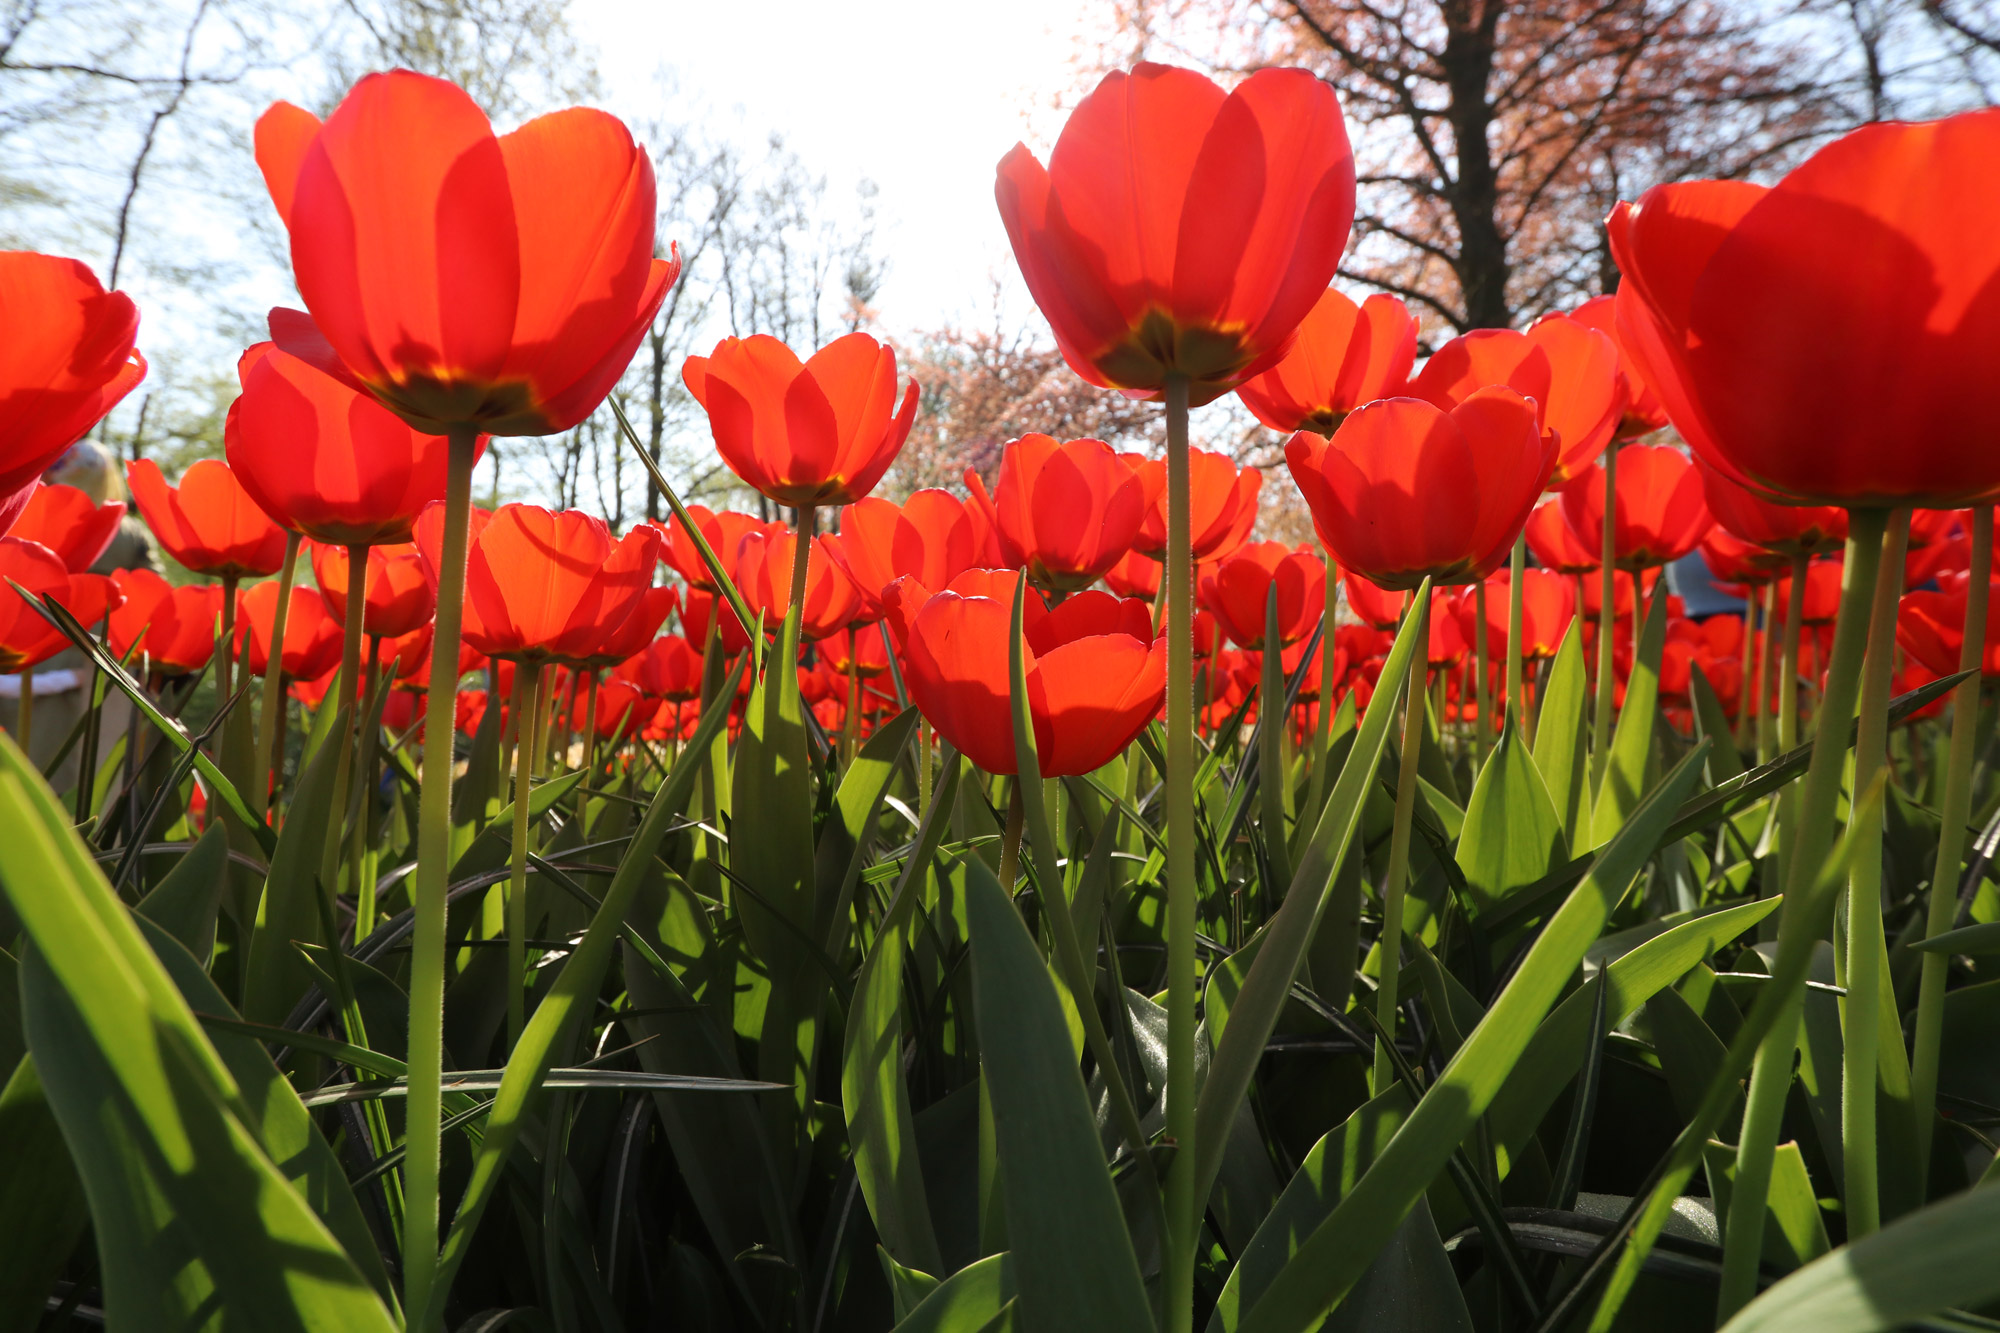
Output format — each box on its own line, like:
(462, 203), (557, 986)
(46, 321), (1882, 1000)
(1, 62), (1999, 1333)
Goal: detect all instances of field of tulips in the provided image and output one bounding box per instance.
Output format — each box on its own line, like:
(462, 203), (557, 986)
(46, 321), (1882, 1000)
(2, 55), (1999, 1333)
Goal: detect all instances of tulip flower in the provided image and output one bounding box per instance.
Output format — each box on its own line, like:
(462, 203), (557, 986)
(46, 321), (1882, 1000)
(1902, 509), (1971, 589)
(1409, 318), (1624, 486)
(615, 634), (704, 702)
(0, 251), (147, 516)
(447, 504), (663, 663)
(0, 538), (119, 671)
(236, 582), (342, 680)
(684, 333), (918, 509)
(579, 678), (648, 739)
(1900, 573), (2000, 677)
(108, 569), (223, 675)
(1456, 569), (1575, 661)
(128, 458), (287, 578)
(968, 434), (1147, 593)
(228, 342), (485, 547)
(1570, 295), (1670, 441)
(1198, 542), (1325, 650)
(10, 482), (124, 572)
(1288, 388), (1554, 591)
(1341, 571), (1406, 630)
(900, 577), (1164, 775)
(1105, 550), (1163, 601)
(570, 586), (679, 670)
(1524, 498), (1599, 575)
(1560, 444), (1711, 571)
(825, 490), (980, 615)
(1235, 289), (1417, 433)
(310, 540), (437, 639)
(1608, 109), (2000, 508)
(1702, 528), (1787, 590)
(734, 529), (865, 642)
(995, 63), (1354, 404)
(1695, 456), (1846, 557)
(661, 505), (780, 592)
(1128, 448), (1261, 563)
(820, 624), (893, 679)
(255, 72), (676, 438)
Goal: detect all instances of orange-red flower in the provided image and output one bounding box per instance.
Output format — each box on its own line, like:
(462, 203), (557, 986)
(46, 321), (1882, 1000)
(1570, 295), (1670, 441)
(825, 490), (980, 616)
(1454, 569), (1575, 661)
(615, 634), (704, 702)
(1287, 388), (1554, 591)
(228, 342), (485, 546)
(995, 63), (1354, 405)
(442, 504), (663, 662)
(0, 252), (146, 515)
(1525, 497), (1599, 575)
(1105, 549), (1164, 601)
(236, 582), (342, 680)
(1560, 444), (1712, 570)
(1342, 571), (1406, 629)
(569, 585), (678, 669)
(1694, 456), (1846, 557)
(107, 569), (222, 675)
(1235, 289), (1416, 432)
(1702, 527), (1787, 590)
(1899, 572), (2000, 676)
(0, 538), (120, 670)
(683, 333), (917, 508)
(1608, 109), (2000, 508)
(1408, 318), (1623, 486)
(1198, 542), (1325, 650)
(10, 482), (125, 572)
(1128, 447), (1261, 563)
(255, 71), (677, 436)
(900, 576), (1163, 775)
(660, 505), (779, 592)
(309, 540), (437, 638)
(734, 530), (865, 642)
(968, 434), (1146, 593)
(128, 458), (287, 578)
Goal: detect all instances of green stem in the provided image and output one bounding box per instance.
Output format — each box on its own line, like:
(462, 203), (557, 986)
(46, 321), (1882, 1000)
(1770, 552), (1810, 936)
(217, 571), (238, 721)
(14, 666), (29, 757)
(354, 637), (381, 947)
(254, 533), (301, 814)
(1508, 533), (1526, 744)
(403, 429), (479, 1327)
(1754, 582), (1775, 764)
(1305, 552), (1338, 822)
(1473, 580), (1493, 763)
(1592, 444), (1618, 787)
(1841, 509), (1908, 1240)
(1374, 589), (1428, 1094)
(505, 659), (538, 1049)
(1260, 586), (1292, 887)
(318, 544), (368, 908)
(1714, 508), (1888, 1320)
(1912, 503), (1992, 1183)
(1163, 374), (1198, 1333)
(998, 781), (1024, 895)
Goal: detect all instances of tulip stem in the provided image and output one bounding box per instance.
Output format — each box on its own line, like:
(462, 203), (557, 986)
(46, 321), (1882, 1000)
(506, 660), (543, 1049)
(217, 571), (238, 726)
(998, 781), (1024, 896)
(1306, 553), (1338, 823)
(1753, 583), (1774, 763)
(1912, 502), (1991, 1183)
(1842, 507), (1909, 1241)
(1508, 533), (1527, 744)
(15, 666), (30, 758)
(404, 429), (479, 1328)
(1375, 589), (1428, 1094)
(354, 637), (381, 947)
(1592, 443), (1618, 787)
(1162, 373), (1198, 1333)
(1716, 507), (1888, 1320)
(254, 533), (301, 815)
(319, 545), (368, 920)
(1473, 580), (1492, 763)
(1260, 586), (1292, 888)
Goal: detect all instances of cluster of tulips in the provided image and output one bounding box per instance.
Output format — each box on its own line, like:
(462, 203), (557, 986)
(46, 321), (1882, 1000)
(0, 51), (1998, 1333)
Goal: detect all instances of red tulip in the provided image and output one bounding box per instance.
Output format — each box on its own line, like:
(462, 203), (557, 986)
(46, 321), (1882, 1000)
(1560, 444), (1712, 570)
(0, 538), (119, 671)
(683, 333), (917, 508)
(310, 540), (437, 639)
(1287, 388), (1554, 591)
(734, 529), (865, 642)
(900, 579), (1163, 775)
(1426, 592), (1468, 668)
(128, 458), (287, 578)
(1105, 549), (1164, 601)
(1198, 542), (1325, 650)
(1570, 295), (1670, 441)
(969, 434), (1147, 593)
(825, 490), (980, 616)
(107, 569), (222, 675)
(1525, 497), (1599, 575)
(660, 505), (780, 592)
(995, 62), (1354, 404)
(10, 482), (124, 572)
(1902, 509), (1972, 589)
(1608, 109), (2000, 508)
(1409, 317), (1623, 486)
(616, 634), (704, 702)
(1702, 527), (1787, 590)
(1777, 557), (1845, 626)
(0, 252), (146, 514)
(820, 626), (893, 679)
(236, 582), (342, 680)
(1694, 456), (1846, 557)
(1899, 572), (2000, 676)
(573, 586), (679, 670)
(227, 342), (485, 546)
(256, 71), (677, 436)
(1456, 569), (1576, 661)
(1128, 448), (1261, 563)
(1341, 571), (1406, 630)
(448, 504), (663, 662)
(1235, 289), (1416, 432)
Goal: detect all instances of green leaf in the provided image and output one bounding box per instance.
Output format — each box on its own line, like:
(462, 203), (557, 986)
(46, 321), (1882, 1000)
(1706, 1140), (1831, 1271)
(1591, 580), (1669, 847)
(962, 852), (1152, 1333)
(0, 1058), (88, 1330)
(0, 729), (399, 1330)
(1534, 619), (1592, 847)
(1322, 1197), (1472, 1333)
(1720, 1181), (2000, 1333)
(137, 821), (230, 964)
(815, 705), (920, 954)
(1191, 584), (1428, 1215)
(1689, 661), (1747, 784)
(732, 618), (817, 982)
(893, 1252), (1016, 1333)
(1238, 742), (1709, 1333)
(1458, 718), (1568, 916)
(241, 718), (344, 1024)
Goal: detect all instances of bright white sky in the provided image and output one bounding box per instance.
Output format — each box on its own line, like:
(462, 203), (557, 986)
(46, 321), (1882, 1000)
(570, 0), (1100, 336)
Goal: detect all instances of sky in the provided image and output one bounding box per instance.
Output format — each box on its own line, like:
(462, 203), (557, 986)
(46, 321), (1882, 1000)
(570, 0), (1102, 337)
